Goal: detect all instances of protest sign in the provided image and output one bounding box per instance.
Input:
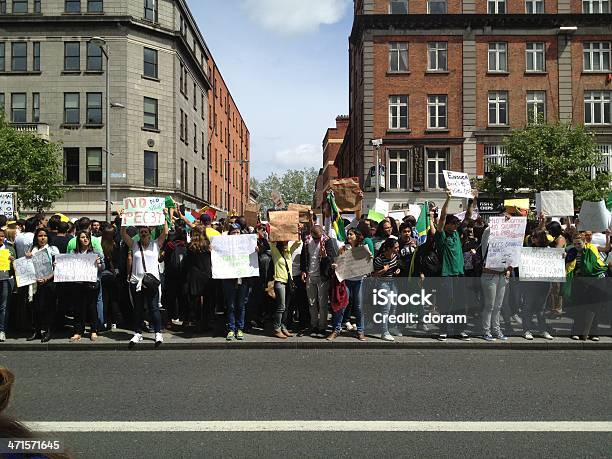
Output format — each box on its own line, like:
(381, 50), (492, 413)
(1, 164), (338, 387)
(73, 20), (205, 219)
(122, 197), (165, 227)
(32, 248), (53, 280)
(389, 211), (406, 222)
(0, 192), (14, 218)
(442, 171), (473, 199)
(519, 247), (566, 282)
(578, 201), (610, 232)
(454, 210), (478, 221)
(268, 211), (299, 242)
(329, 177), (362, 212)
(271, 190), (285, 210)
(335, 246), (373, 282)
(13, 257), (37, 287)
(374, 199), (390, 216)
(288, 203), (311, 223)
(54, 254), (99, 283)
(485, 217), (527, 269)
(367, 209), (385, 223)
(536, 190), (574, 217)
(0, 249), (10, 271)
(408, 204), (422, 221)
(244, 203), (261, 227)
(607, 192), (612, 211)
(591, 232), (606, 247)
(211, 234), (259, 279)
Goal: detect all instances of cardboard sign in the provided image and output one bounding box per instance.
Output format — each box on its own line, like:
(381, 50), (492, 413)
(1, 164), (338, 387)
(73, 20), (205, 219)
(32, 248), (53, 280)
(329, 177), (362, 212)
(442, 171), (473, 199)
(374, 199), (390, 216)
(271, 190), (285, 210)
(519, 247), (566, 282)
(288, 203), (311, 223)
(0, 192), (14, 218)
(268, 211), (299, 242)
(54, 254), (99, 283)
(536, 190), (574, 217)
(211, 234), (259, 279)
(244, 202), (261, 228)
(335, 245), (373, 282)
(485, 217), (527, 269)
(578, 201), (610, 232)
(0, 249), (11, 271)
(13, 257), (37, 287)
(122, 197), (165, 227)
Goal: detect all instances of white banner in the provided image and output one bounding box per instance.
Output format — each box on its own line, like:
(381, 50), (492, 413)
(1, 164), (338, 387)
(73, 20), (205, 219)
(13, 257), (37, 287)
(485, 217), (527, 269)
(211, 234), (259, 279)
(442, 171), (473, 199)
(54, 253), (99, 283)
(536, 190), (574, 217)
(0, 192), (14, 217)
(374, 199), (390, 216)
(32, 248), (53, 280)
(335, 246), (373, 282)
(122, 197), (165, 227)
(578, 200), (610, 232)
(519, 247), (566, 282)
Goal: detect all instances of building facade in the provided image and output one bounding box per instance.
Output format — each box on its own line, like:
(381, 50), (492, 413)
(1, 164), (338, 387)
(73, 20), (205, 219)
(313, 115), (349, 209)
(0, 0), (248, 218)
(338, 0), (612, 212)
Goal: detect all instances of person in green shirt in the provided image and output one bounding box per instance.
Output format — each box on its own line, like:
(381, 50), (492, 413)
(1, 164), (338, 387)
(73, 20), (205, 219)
(66, 217), (102, 253)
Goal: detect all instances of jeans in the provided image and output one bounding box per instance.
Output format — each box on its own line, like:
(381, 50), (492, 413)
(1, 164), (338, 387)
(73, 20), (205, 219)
(379, 280), (397, 336)
(96, 285), (104, 330)
(74, 282), (99, 335)
(306, 276), (329, 330)
(0, 279), (11, 332)
(223, 280), (248, 332)
(521, 281), (550, 333)
(130, 283), (161, 334)
(481, 272), (508, 336)
(101, 273), (122, 328)
(273, 281), (290, 332)
(345, 279), (364, 333)
(437, 276), (465, 336)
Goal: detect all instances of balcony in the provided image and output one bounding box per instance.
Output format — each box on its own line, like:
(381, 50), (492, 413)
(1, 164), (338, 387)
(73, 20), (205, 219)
(10, 123), (50, 142)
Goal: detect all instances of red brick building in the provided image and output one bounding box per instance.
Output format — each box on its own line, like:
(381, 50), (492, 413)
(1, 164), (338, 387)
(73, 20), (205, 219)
(314, 116), (350, 209)
(337, 0), (612, 212)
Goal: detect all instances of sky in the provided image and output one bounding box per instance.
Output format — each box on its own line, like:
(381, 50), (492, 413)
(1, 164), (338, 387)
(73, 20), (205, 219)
(188, 0), (353, 180)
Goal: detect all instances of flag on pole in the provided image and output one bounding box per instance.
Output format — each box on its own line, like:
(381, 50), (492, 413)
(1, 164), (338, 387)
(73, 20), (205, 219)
(416, 202), (430, 245)
(326, 191), (346, 242)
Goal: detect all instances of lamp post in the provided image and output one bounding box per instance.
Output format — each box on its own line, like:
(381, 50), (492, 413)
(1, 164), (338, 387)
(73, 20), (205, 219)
(372, 139), (383, 200)
(224, 159), (249, 215)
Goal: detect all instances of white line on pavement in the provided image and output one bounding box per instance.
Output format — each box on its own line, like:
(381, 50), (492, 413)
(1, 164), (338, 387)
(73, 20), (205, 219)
(23, 421), (612, 433)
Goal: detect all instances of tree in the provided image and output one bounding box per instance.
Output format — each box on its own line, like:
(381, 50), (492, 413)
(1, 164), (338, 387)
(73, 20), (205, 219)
(480, 122), (612, 204)
(251, 167), (319, 211)
(0, 113), (67, 212)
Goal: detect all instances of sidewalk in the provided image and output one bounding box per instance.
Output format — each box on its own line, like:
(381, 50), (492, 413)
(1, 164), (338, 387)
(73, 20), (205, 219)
(1, 327), (611, 350)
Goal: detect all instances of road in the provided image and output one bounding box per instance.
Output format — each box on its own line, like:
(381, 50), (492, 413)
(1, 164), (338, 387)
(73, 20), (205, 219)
(1, 349), (611, 458)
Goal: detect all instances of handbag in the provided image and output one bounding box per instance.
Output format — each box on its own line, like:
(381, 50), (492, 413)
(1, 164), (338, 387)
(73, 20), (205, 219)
(139, 242), (161, 292)
(283, 253), (296, 296)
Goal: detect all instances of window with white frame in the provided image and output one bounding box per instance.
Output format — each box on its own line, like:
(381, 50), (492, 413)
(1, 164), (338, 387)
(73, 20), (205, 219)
(427, 0), (446, 13)
(526, 91), (546, 124)
(488, 42), (507, 72)
(427, 95), (447, 129)
(525, 0), (544, 13)
(488, 0), (506, 14)
(389, 0), (408, 13)
(526, 42), (545, 72)
(484, 145), (508, 175)
(583, 0), (610, 13)
(488, 91), (508, 126)
(427, 42), (447, 71)
(389, 42), (408, 72)
(584, 91), (611, 125)
(583, 42), (611, 71)
(594, 144), (612, 174)
(426, 149), (448, 189)
(389, 95), (409, 129)
(387, 150), (409, 190)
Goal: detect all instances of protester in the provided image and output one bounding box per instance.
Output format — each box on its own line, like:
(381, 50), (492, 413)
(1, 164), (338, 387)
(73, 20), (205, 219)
(0, 228), (16, 343)
(270, 238), (301, 339)
(373, 237), (401, 341)
(223, 224), (250, 340)
(183, 225), (212, 332)
(101, 226), (122, 331)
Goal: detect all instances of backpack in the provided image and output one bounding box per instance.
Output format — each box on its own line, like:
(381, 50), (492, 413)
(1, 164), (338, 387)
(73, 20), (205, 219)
(422, 249), (442, 276)
(167, 244), (186, 275)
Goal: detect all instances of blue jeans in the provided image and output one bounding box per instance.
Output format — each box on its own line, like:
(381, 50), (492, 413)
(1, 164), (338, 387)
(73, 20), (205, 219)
(521, 281), (550, 333)
(345, 279), (364, 333)
(0, 279), (12, 333)
(380, 280), (397, 336)
(96, 284), (104, 329)
(130, 283), (161, 334)
(438, 276), (465, 336)
(223, 280), (248, 332)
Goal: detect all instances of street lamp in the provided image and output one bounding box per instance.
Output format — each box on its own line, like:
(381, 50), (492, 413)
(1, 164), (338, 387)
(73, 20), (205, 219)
(224, 159), (249, 215)
(372, 139), (383, 200)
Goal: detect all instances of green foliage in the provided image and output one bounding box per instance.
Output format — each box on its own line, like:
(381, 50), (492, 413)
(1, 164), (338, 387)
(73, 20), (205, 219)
(480, 123), (612, 204)
(0, 113), (67, 212)
(250, 168), (319, 211)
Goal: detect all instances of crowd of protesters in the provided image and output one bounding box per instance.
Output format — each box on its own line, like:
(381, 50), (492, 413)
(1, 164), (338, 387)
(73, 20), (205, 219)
(0, 191), (610, 346)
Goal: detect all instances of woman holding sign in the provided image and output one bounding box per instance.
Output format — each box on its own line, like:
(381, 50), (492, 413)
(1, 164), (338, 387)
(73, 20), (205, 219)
(120, 210), (168, 347)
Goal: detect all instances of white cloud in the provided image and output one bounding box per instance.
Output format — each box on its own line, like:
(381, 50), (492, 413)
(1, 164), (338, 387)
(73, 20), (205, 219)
(241, 0), (350, 35)
(273, 144), (322, 169)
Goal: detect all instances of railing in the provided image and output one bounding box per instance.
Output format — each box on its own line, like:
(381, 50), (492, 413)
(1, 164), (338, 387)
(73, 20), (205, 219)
(10, 123), (50, 142)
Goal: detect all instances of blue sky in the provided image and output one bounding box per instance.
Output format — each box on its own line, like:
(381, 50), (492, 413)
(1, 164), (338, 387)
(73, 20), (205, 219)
(189, 0), (353, 180)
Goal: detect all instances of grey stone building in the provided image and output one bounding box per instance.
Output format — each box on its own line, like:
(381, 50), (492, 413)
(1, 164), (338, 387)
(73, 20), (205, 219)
(0, 0), (213, 218)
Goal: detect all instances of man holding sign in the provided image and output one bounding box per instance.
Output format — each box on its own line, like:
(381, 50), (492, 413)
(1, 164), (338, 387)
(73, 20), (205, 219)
(442, 171), (474, 199)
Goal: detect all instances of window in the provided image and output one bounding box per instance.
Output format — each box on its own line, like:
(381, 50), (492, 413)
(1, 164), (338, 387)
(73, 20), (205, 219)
(193, 123), (197, 152)
(143, 97), (158, 129)
(64, 148), (80, 184)
(584, 91), (611, 125)
(488, 0), (505, 13)
(389, 42), (408, 72)
(12, 0), (27, 13)
(179, 109), (184, 140)
(595, 144), (612, 173)
(526, 91), (546, 124)
(484, 145), (508, 176)
(488, 91), (508, 126)
(144, 151), (158, 186)
(11, 42), (27, 71)
(86, 148), (102, 184)
(64, 42), (80, 71)
(427, 95), (448, 129)
(389, 95), (408, 129)
(201, 92), (205, 120)
(389, 0), (408, 13)
(0, 94), (4, 110)
(193, 83), (197, 109)
(32, 92), (40, 123)
(583, 42), (611, 71)
(184, 113), (188, 143)
(64, 93), (80, 124)
(387, 150), (409, 190)
(32, 42), (40, 71)
(0, 1), (5, 13)
(583, 0), (610, 12)
(65, 0), (80, 13)
(143, 47), (158, 78)
(34, 0), (40, 12)
(86, 92), (102, 124)
(427, 0), (446, 13)
(427, 42), (447, 71)
(526, 42), (545, 72)
(525, 0), (544, 13)
(488, 42), (507, 72)
(180, 158), (184, 190)
(185, 160), (189, 193)
(87, 42), (102, 71)
(426, 149), (447, 189)
(10, 93), (26, 123)
(201, 172), (205, 199)
(87, 0), (103, 12)
(193, 167), (197, 196)
(0, 43), (4, 71)
(202, 131), (205, 158)
(144, 0), (157, 22)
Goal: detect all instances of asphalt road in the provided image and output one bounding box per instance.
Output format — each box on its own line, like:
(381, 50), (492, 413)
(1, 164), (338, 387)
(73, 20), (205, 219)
(1, 349), (611, 458)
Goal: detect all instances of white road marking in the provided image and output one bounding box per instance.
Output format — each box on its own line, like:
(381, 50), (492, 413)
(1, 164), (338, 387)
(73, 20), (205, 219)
(23, 421), (612, 433)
